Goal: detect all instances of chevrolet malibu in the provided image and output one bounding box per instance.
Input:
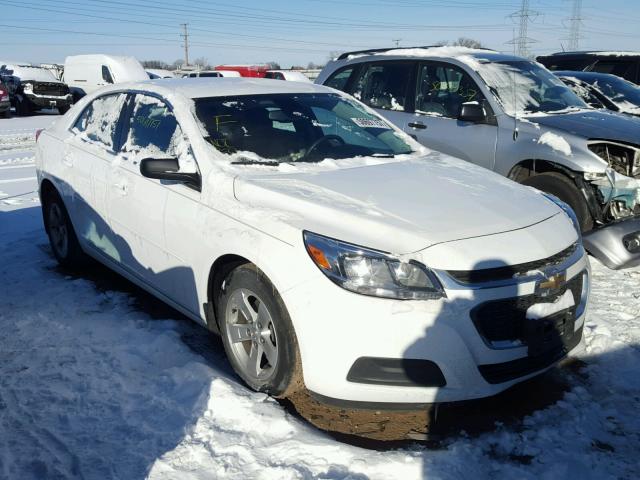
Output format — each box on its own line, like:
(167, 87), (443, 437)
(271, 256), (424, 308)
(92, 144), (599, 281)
(36, 78), (590, 435)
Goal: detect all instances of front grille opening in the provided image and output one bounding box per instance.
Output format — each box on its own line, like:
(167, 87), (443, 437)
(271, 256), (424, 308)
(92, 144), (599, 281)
(447, 243), (578, 284)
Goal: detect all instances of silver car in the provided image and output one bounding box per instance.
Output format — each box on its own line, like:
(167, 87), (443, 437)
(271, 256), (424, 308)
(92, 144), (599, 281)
(316, 47), (640, 269)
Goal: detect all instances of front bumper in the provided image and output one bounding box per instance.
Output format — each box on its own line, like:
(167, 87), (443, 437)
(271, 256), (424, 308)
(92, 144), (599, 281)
(24, 93), (72, 109)
(283, 244), (590, 407)
(583, 215), (640, 269)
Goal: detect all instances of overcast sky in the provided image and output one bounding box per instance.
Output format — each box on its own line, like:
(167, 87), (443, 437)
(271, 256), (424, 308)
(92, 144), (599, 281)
(2, 0), (640, 68)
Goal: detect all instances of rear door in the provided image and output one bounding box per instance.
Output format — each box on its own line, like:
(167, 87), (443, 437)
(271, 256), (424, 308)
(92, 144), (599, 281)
(65, 92), (128, 259)
(405, 61), (498, 170)
(348, 60), (416, 130)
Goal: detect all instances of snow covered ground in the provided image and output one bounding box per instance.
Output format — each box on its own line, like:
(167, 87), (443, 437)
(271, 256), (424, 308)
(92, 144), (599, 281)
(0, 115), (638, 480)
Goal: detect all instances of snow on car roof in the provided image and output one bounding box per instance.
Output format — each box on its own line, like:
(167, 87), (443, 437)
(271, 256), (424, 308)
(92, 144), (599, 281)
(110, 77), (333, 99)
(340, 46), (522, 63)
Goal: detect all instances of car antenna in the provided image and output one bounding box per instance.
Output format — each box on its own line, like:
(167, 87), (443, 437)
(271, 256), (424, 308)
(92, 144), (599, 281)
(512, 66), (519, 141)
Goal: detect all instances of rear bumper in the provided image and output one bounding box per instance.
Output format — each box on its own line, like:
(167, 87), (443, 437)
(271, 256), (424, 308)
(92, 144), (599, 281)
(583, 215), (640, 269)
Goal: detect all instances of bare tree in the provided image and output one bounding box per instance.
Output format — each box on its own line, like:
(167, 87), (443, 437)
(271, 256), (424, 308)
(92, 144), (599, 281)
(266, 61), (281, 70)
(452, 37), (484, 48)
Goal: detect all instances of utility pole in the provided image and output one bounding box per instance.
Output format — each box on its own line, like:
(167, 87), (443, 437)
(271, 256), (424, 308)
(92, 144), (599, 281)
(180, 23), (190, 67)
(506, 0), (539, 58)
(568, 0), (583, 50)
(392, 39), (402, 48)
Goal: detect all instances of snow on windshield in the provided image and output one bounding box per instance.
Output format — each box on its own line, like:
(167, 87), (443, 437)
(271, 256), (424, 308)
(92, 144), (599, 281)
(463, 58), (587, 116)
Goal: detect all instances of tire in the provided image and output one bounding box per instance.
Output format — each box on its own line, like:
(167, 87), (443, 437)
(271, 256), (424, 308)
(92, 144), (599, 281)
(2, 109), (10, 118)
(15, 98), (32, 117)
(218, 264), (300, 396)
(521, 171), (594, 232)
(42, 188), (86, 268)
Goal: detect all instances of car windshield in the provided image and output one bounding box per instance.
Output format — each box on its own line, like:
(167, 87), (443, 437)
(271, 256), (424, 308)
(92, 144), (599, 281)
(193, 93), (413, 163)
(476, 60), (588, 115)
(585, 75), (640, 107)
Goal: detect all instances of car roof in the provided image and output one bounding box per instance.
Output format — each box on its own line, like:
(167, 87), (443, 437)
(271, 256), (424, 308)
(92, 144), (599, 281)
(334, 46), (525, 64)
(104, 77), (333, 99)
(541, 51), (640, 58)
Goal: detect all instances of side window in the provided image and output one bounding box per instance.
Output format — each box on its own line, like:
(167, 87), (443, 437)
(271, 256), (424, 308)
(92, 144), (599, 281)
(415, 63), (488, 118)
(324, 67), (354, 92)
(592, 60), (636, 82)
(101, 65), (114, 84)
(72, 93), (127, 150)
(350, 62), (413, 111)
(123, 94), (200, 175)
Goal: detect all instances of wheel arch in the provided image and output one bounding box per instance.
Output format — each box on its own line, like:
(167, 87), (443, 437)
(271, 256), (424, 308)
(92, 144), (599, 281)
(39, 178), (60, 235)
(204, 253), (253, 334)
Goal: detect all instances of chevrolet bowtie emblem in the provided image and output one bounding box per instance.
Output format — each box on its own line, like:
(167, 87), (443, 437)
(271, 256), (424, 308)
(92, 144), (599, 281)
(536, 270), (567, 297)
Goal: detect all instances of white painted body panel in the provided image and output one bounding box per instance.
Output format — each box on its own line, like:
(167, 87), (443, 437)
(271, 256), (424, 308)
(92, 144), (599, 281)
(35, 78), (589, 405)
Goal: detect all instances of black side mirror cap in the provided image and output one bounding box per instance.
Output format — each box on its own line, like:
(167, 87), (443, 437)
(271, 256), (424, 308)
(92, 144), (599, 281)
(458, 102), (487, 123)
(140, 157), (201, 191)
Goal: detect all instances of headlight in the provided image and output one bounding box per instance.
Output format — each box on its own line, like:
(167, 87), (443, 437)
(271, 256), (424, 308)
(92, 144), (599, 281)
(22, 82), (33, 93)
(542, 193), (582, 239)
(303, 231), (444, 300)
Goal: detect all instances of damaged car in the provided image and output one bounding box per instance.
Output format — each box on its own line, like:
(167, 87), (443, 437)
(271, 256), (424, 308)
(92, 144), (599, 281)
(0, 64), (73, 115)
(36, 78), (589, 439)
(317, 47), (640, 269)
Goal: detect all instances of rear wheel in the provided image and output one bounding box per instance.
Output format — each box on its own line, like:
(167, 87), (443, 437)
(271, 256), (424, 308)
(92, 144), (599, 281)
(42, 189), (86, 267)
(218, 264), (301, 396)
(521, 172), (594, 232)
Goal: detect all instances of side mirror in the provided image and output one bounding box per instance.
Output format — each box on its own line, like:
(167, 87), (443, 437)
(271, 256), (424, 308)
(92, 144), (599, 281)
(140, 158), (201, 190)
(458, 102), (487, 123)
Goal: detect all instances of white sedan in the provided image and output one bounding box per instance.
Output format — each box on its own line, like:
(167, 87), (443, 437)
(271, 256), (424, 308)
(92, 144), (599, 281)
(35, 78), (589, 414)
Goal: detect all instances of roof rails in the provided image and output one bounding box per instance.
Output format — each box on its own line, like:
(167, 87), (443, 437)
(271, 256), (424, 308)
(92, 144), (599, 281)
(336, 45), (495, 61)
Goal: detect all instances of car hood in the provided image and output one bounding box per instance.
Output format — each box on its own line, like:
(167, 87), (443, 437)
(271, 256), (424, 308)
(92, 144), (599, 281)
(526, 109), (640, 145)
(233, 156), (561, 254)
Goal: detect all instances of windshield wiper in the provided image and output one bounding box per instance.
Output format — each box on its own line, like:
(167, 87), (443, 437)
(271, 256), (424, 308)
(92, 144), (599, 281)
(231, 157), (280, 166)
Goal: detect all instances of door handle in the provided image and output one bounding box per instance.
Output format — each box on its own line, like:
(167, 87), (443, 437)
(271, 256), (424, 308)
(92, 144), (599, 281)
(408, 122), (427, 130)
(113, 181), (128, 195)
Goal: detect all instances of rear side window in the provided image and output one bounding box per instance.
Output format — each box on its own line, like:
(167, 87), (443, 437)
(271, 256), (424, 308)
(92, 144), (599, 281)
(72, 93), (127, 150)
(591, 60), (637, 82)
(101, 65), (114, 84)
(199, 72), (221, 78)
(541, 58), (593, 71)
(350, 62), (413, 111)
(122, 94), (183, 156)
(324, 67), (354, 92)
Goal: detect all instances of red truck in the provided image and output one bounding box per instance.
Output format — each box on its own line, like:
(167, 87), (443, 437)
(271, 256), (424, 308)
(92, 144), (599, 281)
(214, 65), (269, 78)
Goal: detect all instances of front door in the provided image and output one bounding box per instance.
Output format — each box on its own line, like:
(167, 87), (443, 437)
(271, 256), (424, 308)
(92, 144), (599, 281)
(108, 93), (201, 312)
(400, 61), (498, 171)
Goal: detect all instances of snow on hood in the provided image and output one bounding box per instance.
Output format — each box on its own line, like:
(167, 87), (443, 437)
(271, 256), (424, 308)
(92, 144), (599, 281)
(6, 66), (59, 83)
(233, 155), (561, 254)
(525, 109), (640, 145)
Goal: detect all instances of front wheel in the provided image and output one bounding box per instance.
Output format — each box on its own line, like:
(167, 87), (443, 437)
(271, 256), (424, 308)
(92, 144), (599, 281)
(521, 172), (594, 232)
(218, 264), (301, 396)
(42, 189), (86, 267)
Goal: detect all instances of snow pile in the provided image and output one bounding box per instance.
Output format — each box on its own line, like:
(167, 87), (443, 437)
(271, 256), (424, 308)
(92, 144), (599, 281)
(537, 132), (572, 156)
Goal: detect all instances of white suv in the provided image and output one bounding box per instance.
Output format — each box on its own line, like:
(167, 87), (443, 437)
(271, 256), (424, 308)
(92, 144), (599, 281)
(36, 78), (589, 435)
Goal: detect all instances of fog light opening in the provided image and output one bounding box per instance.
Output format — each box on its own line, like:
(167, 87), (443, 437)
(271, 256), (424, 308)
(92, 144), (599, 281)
(623, 232), (640, 254)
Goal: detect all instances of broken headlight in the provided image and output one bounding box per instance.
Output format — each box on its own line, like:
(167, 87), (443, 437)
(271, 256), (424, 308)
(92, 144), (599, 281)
(303, 231), (444, 300)
(588, 141), (640, 178)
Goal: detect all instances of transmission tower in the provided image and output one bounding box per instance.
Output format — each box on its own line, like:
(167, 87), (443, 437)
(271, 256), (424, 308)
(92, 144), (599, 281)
(180, 23), (190, 67)
(507, 0), (539, 58)
(567, 0), (584, 50)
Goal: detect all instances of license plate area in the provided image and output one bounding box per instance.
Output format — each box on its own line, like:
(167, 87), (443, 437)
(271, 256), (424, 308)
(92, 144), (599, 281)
(524, 308), (576, 357)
